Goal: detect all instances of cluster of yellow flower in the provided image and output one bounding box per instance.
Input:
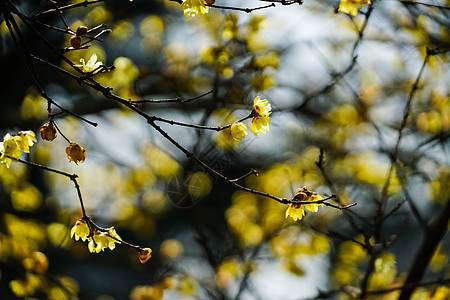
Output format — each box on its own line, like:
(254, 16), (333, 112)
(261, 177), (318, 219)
(70, 219), (122, 253)
(181, 0), (215, 18)
(71, 219), (152, 262)
(285, 186), (324, 221)
(0, 131), (36, 168)
(338, 0), (371, 17)
(229, 96), (272, 141)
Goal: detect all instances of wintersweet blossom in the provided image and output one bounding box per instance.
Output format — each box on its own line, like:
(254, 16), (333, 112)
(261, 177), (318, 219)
(40, 123), (57, 141)
(88, 232), (109, 253)
(70, 219), (90, 242)
(285, 187), (324, 221)
(251, 116), (271, 135)
(0, 131), (37, 168)
(252, 96), (272, 117)
(85, 227), (122, 253)
(16, 131), (37, 153)
(181, 0), (212, 18)
(338, 0), (371, 17)
(285, 203), (305, 221)
(138, 248), (152, 263)
(230, 122), (248, 141)
(66, 143), (86, 165)
(76, 53), (103, 74)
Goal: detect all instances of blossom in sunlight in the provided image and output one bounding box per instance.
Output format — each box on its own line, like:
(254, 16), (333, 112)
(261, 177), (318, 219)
(40, 123), (57, 141)
(0, 134), (22, 168)
(76, 53), (103, 74)
(138, 248), (153, 263)
(230, 122), (248, 141)
(16, 131), (37, 153)
(181, 0), (211, 18)
(251, 116), (271, 135)
(70, 219), (90, 242)
(86, 227), (122, 253)
(106, 227), (122, 250)
(285, 187), (324, 221)
(66, 143), (86, 165)
(338, 0), (371, 17)
(285, 203), (305, 221)
(88, 232), (109, 253)
(0, 131), (37, 168)
(252, 96), (272, 117)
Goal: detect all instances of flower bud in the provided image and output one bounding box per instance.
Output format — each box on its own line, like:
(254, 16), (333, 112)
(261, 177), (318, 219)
(70, 35), (82, 49)
(76, 26), (88, 36)
(40, 123), (57, 141)
(66, 143), (86, 165)
(138, 248), (152, 263)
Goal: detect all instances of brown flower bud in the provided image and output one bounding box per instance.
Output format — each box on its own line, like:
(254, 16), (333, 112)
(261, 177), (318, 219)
(66, 143), (86, 165)
(70, 35), (82, 49)
(76, 26), (88, 37)
(138, 248), (152, 263)
(205, 0), (216, 5)
(40, 123), (57, 141)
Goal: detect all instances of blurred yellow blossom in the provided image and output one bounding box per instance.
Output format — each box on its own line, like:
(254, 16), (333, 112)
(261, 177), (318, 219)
(181, 0), (211, 18)
(230, 122), (248, 141)
(160, 239), (183, 259)
(338, 0), (371, 17)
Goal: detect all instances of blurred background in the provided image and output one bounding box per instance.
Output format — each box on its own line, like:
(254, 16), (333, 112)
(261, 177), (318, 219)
(0, 0), (449, 299)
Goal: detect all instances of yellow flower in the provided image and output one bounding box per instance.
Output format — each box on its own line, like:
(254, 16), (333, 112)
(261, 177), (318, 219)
(285, 187), (324, 221)
(40, 123), (57, 141)
(295, 186), (324, 212)
(252, 96), (271, 117)
(0, 134), (22, 167)
(106, 227), (122, 250)
(338, 0), (371, 17)
(0, 131), (36, 168)
(285, 203), (305, 221)
(251, 116), (271, 135)
(138, 248), (152, 263)
(230, 122), (248, 141)
(85, 227), (122, 253)
(66, 143), (86, 165)
(88, 232), (109, 253)
(181, 0), (209, 18)
(76, 53), (103, 74)
(70, 219), (90, 242)
(16, 131), (37, 153)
